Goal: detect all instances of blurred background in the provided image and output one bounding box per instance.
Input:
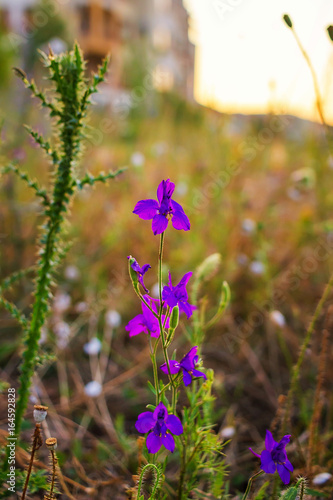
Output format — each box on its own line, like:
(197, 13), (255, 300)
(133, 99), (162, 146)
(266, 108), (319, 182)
(1, 0), (333, 497)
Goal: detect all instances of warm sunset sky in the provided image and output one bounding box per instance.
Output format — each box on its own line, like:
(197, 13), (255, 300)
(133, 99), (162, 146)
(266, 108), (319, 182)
(185, 0), (333, 124)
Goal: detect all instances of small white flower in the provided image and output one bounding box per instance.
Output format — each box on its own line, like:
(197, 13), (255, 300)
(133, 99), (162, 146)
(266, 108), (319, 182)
(84, 381), (102, 398)
(33, 405), (48, 423)
(131, 151), (145, 168)
(220, 426), (235, 439)
(75, 301), (88, 313)
(65, 265), (80, 281)
(151, 283), (160, 298)
(242, 218), (256, 234)
(249, 261), (265, 275)
(175, 181), (188, 197)
(105, 310), (121, 328)
(312, 472), (332, 485)
(53, 292), (71, 314)
(54, 321), (71, 349)
(84, 337), (102, 356)
(270, 310), (286, 328)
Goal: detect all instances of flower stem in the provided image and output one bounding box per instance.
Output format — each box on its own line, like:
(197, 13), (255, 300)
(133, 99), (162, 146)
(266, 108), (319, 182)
(157, 232), (177, 413)
(21, 424), (43, 500)
(241, 470), (264, 500)
(150, 336), (160, 405)
(281, 271), (333, 433)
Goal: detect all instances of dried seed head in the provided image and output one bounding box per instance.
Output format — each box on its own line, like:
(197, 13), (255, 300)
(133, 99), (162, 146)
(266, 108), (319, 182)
(283, 14), (293, 28)
(33, 405), (48, 423)
(45, 437), (57, 450)
(327, 26), (333, 42)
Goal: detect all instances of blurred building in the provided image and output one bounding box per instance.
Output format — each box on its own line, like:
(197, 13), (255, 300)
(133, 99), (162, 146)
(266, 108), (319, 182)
(0, 0), (195, 99)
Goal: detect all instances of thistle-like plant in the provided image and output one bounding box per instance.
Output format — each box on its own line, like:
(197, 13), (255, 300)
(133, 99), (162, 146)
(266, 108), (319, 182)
(0, 44), (124, 462)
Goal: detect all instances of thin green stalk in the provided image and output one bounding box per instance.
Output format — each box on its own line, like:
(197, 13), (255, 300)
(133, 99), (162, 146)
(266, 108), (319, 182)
(282, 271), (333, 433)
(241, 470), (264, 500)
(150, 336), (160, 405)
(156, 232), (177, 413)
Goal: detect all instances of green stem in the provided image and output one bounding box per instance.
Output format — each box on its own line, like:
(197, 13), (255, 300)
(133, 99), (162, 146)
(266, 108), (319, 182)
(136, 463), (161, 500)
(242, 470), (264, 500)
(150, 336), (160, 405)
(282, 271), (333, 433)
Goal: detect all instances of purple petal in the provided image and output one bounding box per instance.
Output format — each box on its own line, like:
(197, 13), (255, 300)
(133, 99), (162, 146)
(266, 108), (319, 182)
(171, 199), (185, 213)
(165, 414), (183, 435)
(152, 214), (169, 235)
(160, 360), (181, 375)
(284, 459), (293, 472)
(249, 447), (261, 459)
(162, 286), (178, 309)
(177, 272), (193, 288)
(260, 450), (276, 474)
(125, 314), (147, 337)
(133, 199), (159, 220)
(138, 275), (149, 293)
(265, 430), (275, 452)
(146, 432), (162, 454)
(172, 210), (190, 231)
(141, 264), (151, 275)
(180, 347), (198, 371)
(161, 433), (175, 452)
(130, 258), (142, 273)
(157, 179), (175, 204)
(192, 368), (207, 380)
(278, 434), (291, 448)
(182, 369), (192, 386)
(277, 464), (291, 484)
(135, 412), (156, 433)
(153, 402), (168, 421)
(179, 300), (194, 319)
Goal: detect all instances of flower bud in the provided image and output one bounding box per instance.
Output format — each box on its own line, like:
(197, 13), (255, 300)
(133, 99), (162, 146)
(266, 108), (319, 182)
(327, 26), (333, 42)
(33, 405), (48, 423)
(195, 253), (221, 283)
(169, 306), (179, 331)
(127, 256), (139, 293)
(283, 14), (293, 28)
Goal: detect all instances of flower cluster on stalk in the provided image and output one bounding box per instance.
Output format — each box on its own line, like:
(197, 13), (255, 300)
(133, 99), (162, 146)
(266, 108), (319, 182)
(126, 179), (206, 454)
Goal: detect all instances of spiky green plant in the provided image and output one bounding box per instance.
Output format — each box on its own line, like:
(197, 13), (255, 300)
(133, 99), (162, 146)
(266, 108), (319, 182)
(0, 44), (124, 467)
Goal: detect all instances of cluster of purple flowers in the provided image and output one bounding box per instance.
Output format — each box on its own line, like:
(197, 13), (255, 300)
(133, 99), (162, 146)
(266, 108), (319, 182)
(128, 179), (208, 453)
(127, 179), (294, 485)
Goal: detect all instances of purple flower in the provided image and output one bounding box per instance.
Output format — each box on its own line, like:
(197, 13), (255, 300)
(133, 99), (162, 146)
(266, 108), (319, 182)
(133, 179), (190, 235)
(160, 346), (207, 386)
(135, 402), (183, 453)
(162, 272), (195, 318)
(250, 430), (293, 484)
(125, 295), (169, 338)
(127, 256), (151, 293)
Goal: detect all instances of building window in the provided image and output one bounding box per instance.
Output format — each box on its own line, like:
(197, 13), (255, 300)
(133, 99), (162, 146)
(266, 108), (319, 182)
(78, 6), (90, 34)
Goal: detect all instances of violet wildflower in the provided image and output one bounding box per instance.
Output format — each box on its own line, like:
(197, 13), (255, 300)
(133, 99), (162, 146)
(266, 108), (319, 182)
(162, 271), (195, 318)
(127, 256), (151, 293)
(250, 430), (293, 484)
(125, 295), (169, 338)
(133, 179), (190, 235)
(135, 402), (183, 453)
(160, 346), (207, 386)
